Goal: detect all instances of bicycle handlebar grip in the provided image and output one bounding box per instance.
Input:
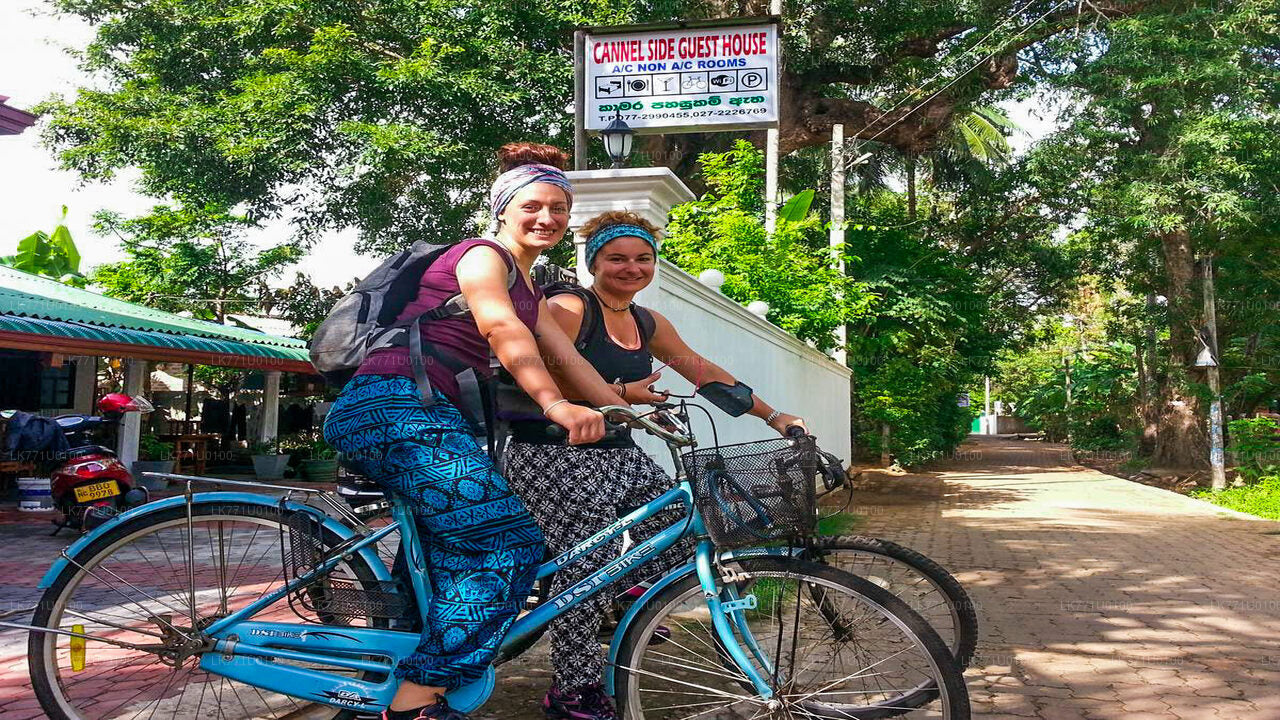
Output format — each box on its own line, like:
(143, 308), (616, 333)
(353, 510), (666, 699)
(545, 421), (624, 442)
(785, 425), (807, 438)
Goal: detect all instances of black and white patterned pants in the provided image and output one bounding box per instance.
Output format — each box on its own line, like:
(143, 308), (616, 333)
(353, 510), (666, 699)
(504, 442), (690, 693)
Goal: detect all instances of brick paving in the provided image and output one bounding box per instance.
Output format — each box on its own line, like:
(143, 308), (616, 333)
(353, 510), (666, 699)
(2, 436), (1279, 719)
(850, 435), (1280, 720)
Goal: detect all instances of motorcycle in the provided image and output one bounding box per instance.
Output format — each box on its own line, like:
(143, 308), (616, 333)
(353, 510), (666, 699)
(44, 393), (154, 533)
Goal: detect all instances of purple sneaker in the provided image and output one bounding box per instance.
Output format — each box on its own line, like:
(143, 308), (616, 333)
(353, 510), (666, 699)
(542, 684), (618, 720)
(381, 697), (469, 720)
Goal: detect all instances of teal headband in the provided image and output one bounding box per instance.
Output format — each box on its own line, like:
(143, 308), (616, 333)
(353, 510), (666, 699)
(585, 224), (658, 267)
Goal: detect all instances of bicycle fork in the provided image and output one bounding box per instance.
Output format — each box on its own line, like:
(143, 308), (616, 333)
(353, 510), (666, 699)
(694, 540), (778, 700)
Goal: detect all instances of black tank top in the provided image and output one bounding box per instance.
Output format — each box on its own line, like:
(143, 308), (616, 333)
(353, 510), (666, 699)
(509, 290), (656, 448)
(579, 292), (655, 387)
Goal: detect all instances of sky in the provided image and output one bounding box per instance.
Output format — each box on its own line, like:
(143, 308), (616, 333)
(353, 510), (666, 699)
(0, 3), (380, 290)
(2, 2), (1057, 292)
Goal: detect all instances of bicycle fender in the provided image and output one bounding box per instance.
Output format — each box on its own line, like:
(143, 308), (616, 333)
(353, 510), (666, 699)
(603, 545), (798, 692)
(38, 492), (391, 588)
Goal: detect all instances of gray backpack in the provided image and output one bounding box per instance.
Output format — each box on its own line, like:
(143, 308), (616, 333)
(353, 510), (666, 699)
(309, 239), (517, 429)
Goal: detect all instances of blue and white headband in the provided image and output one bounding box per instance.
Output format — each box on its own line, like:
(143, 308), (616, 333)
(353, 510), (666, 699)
(489, 163), (574, 221)
(585, 223), (658, 267)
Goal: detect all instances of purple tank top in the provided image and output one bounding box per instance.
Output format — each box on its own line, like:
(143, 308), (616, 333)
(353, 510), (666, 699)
(356, 238), (542, 405)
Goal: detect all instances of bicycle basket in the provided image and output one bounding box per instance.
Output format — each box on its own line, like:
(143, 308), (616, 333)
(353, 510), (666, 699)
(283, 512), (408, 622)
(682, 435), (819, 548)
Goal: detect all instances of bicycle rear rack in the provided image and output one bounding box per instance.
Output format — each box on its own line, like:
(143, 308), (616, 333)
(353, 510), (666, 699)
(142, 472), (412, 624)
(282, 511), (409, 622)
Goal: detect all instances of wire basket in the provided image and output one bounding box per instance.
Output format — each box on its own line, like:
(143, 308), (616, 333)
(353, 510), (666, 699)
(682, 435), (819, 548)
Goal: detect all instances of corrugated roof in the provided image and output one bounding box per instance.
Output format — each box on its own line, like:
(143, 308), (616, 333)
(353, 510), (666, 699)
(0, 265), (306, 350)
(0, 314), (310, 363)
(0, 265), (312, 369)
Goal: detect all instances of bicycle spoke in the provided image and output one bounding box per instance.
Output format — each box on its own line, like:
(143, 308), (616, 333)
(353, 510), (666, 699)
(618, 560), (964, 719)
(32, 508), (378, 720)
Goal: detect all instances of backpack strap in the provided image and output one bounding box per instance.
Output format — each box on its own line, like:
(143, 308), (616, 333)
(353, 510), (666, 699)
(632, 305), (657, 346)
(544, 283), (600, 352)
(405, 239), (523, 437)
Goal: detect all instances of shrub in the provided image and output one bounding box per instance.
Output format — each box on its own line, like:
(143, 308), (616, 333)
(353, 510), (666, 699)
(1228, 417), (1280, 482)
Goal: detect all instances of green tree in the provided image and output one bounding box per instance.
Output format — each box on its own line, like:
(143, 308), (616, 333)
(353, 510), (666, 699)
(38, 0), (1155, 253)
(2, 206), (88, 286)
(90, 205), (300, 322)
(844, 190), (1001, 465)
(1024, 0), (1280, 467)
(662, 140), (874, 351)
(264, 272), (349, 340)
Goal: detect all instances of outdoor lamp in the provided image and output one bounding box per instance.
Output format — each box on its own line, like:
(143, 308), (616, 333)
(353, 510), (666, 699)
(602, 108), (634, 168)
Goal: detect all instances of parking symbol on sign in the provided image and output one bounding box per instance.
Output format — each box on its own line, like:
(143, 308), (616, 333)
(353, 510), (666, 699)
(739, 70), (765, 89)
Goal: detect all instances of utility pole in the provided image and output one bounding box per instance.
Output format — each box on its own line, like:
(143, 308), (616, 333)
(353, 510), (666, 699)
(764, 0), (782, 236)
(573, 30), (587, 171)
(984, 376), (992, 435)
(829, 123), (846, 365)
(1203, 256), (1227, 490)
(1063, 355), (1072, 446)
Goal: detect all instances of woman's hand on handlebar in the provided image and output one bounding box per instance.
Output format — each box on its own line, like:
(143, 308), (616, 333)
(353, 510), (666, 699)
(545, 403), (606, 445)
(768, 412), (807, 437)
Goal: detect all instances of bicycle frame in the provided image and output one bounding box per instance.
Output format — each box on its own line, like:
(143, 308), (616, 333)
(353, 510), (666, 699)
(187, 475), (779, 714)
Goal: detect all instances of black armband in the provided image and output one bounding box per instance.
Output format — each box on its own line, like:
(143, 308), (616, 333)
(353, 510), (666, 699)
(696, 381), (756, 417)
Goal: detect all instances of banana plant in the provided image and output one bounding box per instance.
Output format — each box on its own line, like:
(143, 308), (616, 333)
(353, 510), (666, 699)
(1, 206), (87, 286)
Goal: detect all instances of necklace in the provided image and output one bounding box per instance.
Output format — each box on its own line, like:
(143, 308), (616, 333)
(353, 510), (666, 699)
(591, 287), (633, 313)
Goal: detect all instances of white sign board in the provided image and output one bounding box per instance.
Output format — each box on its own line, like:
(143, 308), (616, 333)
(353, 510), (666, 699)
(584, 22), (779, 135)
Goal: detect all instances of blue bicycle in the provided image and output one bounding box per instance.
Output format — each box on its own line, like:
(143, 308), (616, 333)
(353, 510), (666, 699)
(21, 405), (969, 719)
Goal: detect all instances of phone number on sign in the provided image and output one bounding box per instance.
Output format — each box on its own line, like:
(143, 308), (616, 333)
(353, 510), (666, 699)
(622, 108), (770, 120)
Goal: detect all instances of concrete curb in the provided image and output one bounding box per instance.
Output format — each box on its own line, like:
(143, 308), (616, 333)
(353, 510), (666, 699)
(1110, 472), (1277, 523)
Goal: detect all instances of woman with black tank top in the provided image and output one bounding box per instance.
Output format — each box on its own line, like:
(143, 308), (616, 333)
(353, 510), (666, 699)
(504, 211), (806, 720)
(323, 144), (630, 720)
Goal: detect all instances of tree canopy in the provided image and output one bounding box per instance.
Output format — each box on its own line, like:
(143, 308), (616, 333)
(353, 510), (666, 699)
(41, 0), (1155, 253)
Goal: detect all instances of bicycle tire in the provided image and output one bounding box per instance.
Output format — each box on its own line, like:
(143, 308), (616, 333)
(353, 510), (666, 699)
(29, 501), (388, 720)
(613, 557), (969, 719)
(810, 535), (978, 667)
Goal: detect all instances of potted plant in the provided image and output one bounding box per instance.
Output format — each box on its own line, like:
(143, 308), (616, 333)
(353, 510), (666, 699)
(299, 434), (339, 483)
(249, 439), (291, 480)
(132, 434), (175, 491)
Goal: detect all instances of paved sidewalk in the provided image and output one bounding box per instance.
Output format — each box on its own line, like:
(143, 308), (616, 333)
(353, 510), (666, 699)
(2, 437), (1278, 719)
(853, 435), (1280, 720)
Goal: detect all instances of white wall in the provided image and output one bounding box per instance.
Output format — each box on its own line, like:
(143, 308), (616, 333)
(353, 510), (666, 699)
(634, 260), (852, 474)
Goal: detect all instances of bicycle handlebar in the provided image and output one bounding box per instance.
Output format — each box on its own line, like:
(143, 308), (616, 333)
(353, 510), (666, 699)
(596, 405), (696, 447)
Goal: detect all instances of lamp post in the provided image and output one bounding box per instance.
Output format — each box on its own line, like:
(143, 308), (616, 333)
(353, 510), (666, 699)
(601, 108), (634, 168)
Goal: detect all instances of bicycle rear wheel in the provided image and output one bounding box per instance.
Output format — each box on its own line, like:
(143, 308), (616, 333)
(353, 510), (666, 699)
(613, 558), (969, 719)
(29, 501), (388, 720)
(809, 535), (978, 667)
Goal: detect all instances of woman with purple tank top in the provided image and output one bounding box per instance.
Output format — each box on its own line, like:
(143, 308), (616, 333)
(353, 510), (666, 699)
(323, 143), (629, 720)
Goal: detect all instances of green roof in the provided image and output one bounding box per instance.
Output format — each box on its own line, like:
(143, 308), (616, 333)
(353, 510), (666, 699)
(0, 265), (311, 367)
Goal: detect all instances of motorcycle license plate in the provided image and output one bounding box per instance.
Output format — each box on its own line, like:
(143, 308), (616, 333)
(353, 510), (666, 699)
(74, 481), (120, 503)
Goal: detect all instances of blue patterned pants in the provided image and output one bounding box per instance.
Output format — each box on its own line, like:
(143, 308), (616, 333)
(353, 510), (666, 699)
(323, 374), (545, 689)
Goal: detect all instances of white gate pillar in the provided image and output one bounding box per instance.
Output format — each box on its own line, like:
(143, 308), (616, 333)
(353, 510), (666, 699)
(117, 359), (146, 468)
(258, 371), (282, 443)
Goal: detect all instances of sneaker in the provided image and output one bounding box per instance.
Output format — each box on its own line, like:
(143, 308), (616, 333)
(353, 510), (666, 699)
(543, 684), (618, 720)
(382, 697), (470, 720)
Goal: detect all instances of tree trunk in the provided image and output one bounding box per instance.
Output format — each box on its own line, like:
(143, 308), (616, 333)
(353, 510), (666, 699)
(906, 153), (918, 220)
(1137, 293), (1160, 455)
(1151, 228), (1207, 468)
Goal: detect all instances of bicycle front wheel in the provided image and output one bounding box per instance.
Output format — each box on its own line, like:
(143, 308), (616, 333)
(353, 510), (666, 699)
(613, 558), (969, 719)
(810, 535), (978, 667)
(29, 501), (388, 720)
